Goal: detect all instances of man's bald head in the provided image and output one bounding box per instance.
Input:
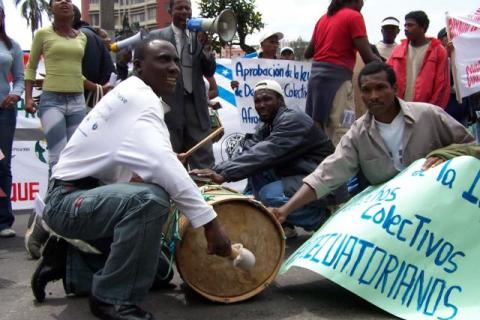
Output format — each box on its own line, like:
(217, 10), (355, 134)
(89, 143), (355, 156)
(134, 39), (173, 62)
(133, 39), (180, 96)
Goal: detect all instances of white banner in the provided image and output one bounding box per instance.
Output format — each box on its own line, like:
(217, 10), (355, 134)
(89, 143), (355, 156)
(447, 8), (480, 99)
(212, 59), (245, 163)
(11, 140), (49, 210)
(231, 58), (311, 133)
(282, 157), (480, 320)
(15, 95), (42, 129)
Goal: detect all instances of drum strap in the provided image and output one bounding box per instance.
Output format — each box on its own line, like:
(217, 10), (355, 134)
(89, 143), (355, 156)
(159, 208), (181, 280)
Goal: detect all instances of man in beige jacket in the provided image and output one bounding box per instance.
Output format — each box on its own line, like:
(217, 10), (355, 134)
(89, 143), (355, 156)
(271, 61), (474, 223)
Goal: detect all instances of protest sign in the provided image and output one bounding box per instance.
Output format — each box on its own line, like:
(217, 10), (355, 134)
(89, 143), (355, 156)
(15, 95), (42, 129)
(212, 59), (245, 163)
(11, 140), (49, 210)
(282, 156), (480, 320)
(446, 8), (480, 99)
(231, 58), (311, 133)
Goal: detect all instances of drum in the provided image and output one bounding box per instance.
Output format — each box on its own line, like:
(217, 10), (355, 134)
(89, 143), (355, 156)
(174, 185), (285, 303)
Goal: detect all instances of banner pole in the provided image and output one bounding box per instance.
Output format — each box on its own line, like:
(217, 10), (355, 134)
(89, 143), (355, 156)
(445, 11), (463, 104)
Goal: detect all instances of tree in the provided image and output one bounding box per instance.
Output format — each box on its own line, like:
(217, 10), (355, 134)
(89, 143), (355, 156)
(14, 0), (51, 39)
(198, 0), (264, 54)
(288, 37), (310, 61)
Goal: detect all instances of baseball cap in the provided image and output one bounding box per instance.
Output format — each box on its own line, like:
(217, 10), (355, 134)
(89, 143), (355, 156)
(259, 30), (284, 45)
(280, 47), (294, 54)
(381, 17), (400, 28)
(254, 79), (283, 97)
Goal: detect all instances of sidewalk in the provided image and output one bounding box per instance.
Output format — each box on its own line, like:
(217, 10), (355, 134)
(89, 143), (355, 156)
(0, 211), (396, 320)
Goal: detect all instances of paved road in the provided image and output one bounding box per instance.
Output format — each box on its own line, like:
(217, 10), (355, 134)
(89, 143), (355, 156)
(0, 211), (398, 320)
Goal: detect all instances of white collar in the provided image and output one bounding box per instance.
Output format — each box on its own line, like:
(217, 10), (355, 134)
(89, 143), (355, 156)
(171, 23), (186, 36)
(131, 76), (171, 113)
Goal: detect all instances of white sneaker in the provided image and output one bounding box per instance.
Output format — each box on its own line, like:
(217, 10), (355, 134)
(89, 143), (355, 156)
(0, 228), (16, 238)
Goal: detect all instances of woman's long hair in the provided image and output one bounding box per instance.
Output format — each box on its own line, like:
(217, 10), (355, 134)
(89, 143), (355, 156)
(0, 9), (13, 50)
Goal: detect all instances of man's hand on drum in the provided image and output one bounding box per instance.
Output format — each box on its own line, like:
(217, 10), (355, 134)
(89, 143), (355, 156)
(189, 168), (225, 184)
(268, 207), (289, 224)
(203, 218), (231, 257)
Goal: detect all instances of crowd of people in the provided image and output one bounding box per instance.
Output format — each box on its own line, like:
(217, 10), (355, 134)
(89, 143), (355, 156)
(0, 0), (479, 319)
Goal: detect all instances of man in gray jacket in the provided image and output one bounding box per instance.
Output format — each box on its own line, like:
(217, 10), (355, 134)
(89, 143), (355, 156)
(148, 0), (215, 169)
(191, 80), (335, 233)
(271, 61), (475, 223)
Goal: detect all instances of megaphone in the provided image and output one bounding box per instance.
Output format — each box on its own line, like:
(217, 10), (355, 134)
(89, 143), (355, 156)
(110, 29), (147, 52)
(187, 9), (237, 42)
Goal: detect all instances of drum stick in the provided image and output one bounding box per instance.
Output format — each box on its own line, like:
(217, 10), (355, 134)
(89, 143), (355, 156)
(183, 126), (224, 158)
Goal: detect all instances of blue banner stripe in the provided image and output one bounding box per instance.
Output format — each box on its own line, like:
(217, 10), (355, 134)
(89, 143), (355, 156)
(244, 52), (258, 58)
(215, 63), (233, 80)
(217, 86), (237, 107)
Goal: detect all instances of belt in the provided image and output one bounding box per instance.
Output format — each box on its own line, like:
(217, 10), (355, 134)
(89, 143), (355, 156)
(52, 177), (100, 189)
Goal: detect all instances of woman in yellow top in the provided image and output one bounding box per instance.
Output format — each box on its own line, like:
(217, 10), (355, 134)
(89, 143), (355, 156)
(24, 0), (111, 169)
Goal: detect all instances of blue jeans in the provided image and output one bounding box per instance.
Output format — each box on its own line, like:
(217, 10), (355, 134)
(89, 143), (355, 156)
(38, 92), (86, 169)
(0, 107), (16, 231)
(249, 171), (327, 231)
(44, 181), (170, 304)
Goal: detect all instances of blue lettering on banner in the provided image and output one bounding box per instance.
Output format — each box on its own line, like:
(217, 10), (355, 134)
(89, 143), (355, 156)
(234, 62), (311, 82)
(436, 160), (456, 189)
(235, 62), (286, 81)
(412, 170), (425, 177)
(462, 169), (480, 206)
(301, 232), (463, 319)
(284, 83), (308, 99)
(245, 83), (254, 97)
(359, 205), (465, 274)
(360, 187), (400, 204)
(241, 107), (258, 124)
(293, 64), (310, 81)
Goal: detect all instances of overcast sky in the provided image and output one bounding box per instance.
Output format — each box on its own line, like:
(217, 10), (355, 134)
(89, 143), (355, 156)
(4, 0), (479, 50)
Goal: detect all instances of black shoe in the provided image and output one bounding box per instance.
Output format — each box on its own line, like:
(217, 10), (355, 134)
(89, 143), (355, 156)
(89, 295), (154, 320)
(31, 236), (67, 302)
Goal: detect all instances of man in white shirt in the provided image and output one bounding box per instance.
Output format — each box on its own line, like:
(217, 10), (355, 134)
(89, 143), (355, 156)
(31, 39), (231, 320)
(376, 17), (400, 60)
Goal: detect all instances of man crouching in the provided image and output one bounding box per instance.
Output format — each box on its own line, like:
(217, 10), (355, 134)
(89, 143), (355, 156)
(31, 39), (231, 320)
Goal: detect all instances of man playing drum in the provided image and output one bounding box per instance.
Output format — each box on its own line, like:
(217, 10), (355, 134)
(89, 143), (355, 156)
(191, 80), (336, 237)
(30, 39), (232, 320)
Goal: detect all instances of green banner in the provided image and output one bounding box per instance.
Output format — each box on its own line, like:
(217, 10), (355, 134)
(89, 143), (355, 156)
(281, 156), (480, 320)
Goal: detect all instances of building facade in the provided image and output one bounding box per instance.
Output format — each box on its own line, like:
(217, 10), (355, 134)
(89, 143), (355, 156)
(81, 0), (171, 31)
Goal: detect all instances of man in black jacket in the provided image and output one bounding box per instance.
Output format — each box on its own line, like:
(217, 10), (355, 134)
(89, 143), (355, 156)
(191, 80), (335, 233)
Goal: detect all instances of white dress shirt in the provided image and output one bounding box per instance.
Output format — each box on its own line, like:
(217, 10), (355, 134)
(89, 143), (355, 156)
(52, 76), (216, 228)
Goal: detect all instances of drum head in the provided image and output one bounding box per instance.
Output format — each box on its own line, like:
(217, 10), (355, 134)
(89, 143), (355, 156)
(176, 198), (285, 303)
